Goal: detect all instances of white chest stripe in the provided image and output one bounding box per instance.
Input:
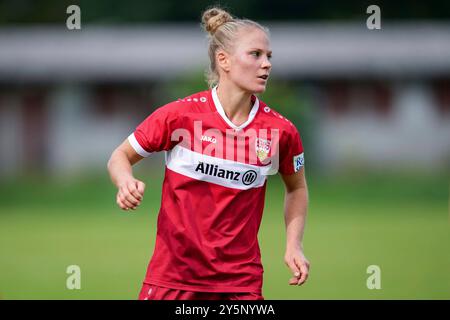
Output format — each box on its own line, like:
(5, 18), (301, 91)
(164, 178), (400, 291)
(166, 145), (272, 190)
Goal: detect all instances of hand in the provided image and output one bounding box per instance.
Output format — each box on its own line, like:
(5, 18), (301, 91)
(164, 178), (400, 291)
(116, 177), (145, 211)
(284, 247), (310, 286)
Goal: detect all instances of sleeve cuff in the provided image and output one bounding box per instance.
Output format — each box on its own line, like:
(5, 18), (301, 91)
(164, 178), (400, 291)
(128, 133), (152, 157)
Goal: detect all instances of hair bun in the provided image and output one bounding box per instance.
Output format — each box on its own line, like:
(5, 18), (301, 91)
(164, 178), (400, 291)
(202, 8), (234, 35)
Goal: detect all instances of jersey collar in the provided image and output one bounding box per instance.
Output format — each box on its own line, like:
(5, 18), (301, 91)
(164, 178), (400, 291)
(211, 85), (259, 131)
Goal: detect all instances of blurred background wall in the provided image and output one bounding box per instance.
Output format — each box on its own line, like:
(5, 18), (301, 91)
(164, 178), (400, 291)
(0, 0), (449, 177)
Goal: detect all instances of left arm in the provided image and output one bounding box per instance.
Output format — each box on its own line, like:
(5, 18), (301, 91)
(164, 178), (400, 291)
(280, 168), (310, 286)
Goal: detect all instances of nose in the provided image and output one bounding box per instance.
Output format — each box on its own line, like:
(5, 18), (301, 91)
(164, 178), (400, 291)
(262, 55), (272, 70)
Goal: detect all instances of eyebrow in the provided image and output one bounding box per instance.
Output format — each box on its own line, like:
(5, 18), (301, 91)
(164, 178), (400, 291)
(250, 48), (273, 55)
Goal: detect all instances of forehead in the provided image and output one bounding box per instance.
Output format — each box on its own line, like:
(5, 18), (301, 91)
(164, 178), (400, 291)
(234, 27), (271, 51)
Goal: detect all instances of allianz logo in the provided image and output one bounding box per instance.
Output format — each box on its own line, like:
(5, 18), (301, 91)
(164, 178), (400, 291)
(201, 135), (217, 144)
(195, 161), (258, 186)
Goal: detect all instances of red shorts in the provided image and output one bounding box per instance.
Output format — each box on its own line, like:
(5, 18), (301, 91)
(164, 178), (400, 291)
(138, 283), (264, 300)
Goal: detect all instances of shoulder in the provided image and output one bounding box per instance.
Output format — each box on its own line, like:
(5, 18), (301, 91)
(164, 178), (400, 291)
(257, 98), (300, 137)
(152, 89), (212, 116)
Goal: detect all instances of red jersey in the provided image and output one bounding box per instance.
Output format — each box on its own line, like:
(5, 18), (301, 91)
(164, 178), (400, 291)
(128, 86), (304, 294)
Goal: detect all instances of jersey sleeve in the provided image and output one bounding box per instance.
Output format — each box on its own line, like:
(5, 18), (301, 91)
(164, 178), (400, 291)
(128, 103), (180, 157)
(278, 125), (305, 175)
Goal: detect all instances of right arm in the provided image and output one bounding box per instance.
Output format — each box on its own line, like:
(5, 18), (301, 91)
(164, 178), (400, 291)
(107, 138), (146, 211)
(109, 101), (181, 210)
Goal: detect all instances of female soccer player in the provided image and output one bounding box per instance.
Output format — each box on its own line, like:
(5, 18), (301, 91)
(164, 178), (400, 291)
(107, 7), (310, 300)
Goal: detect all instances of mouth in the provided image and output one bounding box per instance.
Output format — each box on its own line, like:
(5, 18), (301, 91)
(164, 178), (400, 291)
(258, 75), (269, 80)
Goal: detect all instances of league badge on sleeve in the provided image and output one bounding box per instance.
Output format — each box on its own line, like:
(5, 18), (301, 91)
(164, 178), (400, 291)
(293, 152), (304, 172)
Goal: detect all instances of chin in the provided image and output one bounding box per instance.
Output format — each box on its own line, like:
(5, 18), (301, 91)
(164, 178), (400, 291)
(253, 85), (267, 94)
(239, 82), (267, 94)
(249, 83), (267, 93)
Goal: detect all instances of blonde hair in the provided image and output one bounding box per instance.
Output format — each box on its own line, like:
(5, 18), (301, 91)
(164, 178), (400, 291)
(201, 7), (270, 88)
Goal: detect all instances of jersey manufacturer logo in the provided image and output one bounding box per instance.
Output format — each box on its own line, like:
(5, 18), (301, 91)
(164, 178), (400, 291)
(293, 153), (304, 172)
(255, 138), (271, 162)
(201, 135), (217, 144)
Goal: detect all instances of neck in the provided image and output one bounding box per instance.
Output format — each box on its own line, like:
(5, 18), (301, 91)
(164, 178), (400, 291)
(216, 82), (253, 127)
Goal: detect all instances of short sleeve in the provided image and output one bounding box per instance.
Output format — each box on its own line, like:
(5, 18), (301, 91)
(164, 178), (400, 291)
(128, 103), (180, 157)
(278, 126), (305, 175)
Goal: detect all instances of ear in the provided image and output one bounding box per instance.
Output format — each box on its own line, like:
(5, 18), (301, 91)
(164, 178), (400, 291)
(216, 50), (230, 73)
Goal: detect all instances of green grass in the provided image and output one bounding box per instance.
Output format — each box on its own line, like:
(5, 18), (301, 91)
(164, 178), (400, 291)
(0, 170), (449, 299)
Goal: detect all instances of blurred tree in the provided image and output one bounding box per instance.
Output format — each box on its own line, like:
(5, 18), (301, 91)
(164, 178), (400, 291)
(260, 79), (320, 173)
(156, 70), (208, 106)
(0, 0), (449, 24)
(0, 0), (77, 24)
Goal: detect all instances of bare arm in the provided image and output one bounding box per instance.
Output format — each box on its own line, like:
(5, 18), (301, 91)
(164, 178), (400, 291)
(107, 139), (146, 211)
(280, 168), (310, 286)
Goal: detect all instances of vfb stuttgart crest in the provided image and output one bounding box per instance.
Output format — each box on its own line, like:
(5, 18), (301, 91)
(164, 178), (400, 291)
(255, 138), (272, 162)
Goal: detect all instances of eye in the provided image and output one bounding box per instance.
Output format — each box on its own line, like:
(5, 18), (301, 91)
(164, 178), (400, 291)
(267, 54), (272, 60)
(250, 51), (261, 57)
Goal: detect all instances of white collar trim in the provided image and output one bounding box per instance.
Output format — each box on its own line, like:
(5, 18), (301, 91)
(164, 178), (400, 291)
(212, 86), (259, 131)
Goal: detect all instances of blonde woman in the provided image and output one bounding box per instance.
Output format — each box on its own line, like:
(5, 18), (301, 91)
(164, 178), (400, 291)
(107, 7), (310, 300)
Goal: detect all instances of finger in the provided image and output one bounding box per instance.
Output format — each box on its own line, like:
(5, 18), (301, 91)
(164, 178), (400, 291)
(297, 273), (308, 286)
(297, 265), (309, 286)
(293, 256), (309, 286)
(121, 196), (137, 210)
(125, 193), (140, 206)
(294, 256), (310, 273)
(116, 197), (127, 210)
(120, 187), (140, 206)
(118, 199), (131, 211)
(136, 181), (146, 197)
(294, 255), (308, 270)
(286, 259), (300, 278)
(289, 277), (299, 285)
(120, 185), (140, 203)
(127, 182), (143, 202)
